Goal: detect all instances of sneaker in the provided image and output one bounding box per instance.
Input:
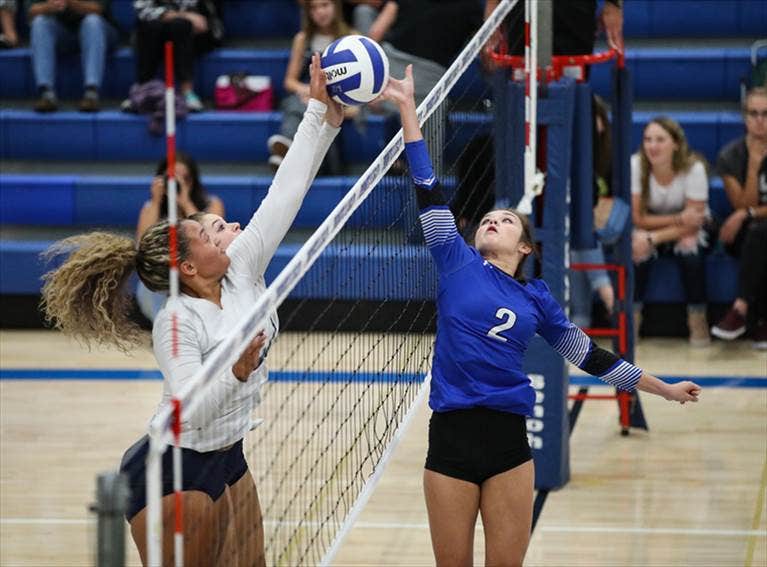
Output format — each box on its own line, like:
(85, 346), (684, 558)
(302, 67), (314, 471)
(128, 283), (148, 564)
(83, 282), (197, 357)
(185, 91), (204, 112)
(687, 309), (711, 348)
(267, 134), (292, 158)
(752, 322), (767, 351)
(78, 87), (100, 112)
(268, 154), (283, 172)
(711, 308), (747, 340)
(34, 88), (58, 113)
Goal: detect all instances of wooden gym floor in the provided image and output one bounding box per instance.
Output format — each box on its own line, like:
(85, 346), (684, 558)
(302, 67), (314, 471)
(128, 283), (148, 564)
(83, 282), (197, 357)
(1, 329), (765, 566)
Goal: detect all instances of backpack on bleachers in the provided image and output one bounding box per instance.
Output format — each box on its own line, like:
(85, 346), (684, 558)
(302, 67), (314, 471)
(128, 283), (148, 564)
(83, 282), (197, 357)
(124, 80), (188, 136)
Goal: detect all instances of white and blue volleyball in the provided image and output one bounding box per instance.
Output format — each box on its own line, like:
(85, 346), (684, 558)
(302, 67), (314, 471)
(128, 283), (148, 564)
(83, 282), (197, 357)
(320, 35), (389, 106)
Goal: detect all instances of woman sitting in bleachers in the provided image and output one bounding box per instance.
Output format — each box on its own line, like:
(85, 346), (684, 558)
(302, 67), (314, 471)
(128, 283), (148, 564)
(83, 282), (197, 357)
(630, 116), (712, 347)
(267, 0), (355, 173)
(135, 151), (225, 321)
(132, 0), (223, 112)
(711, 86), (767, 350)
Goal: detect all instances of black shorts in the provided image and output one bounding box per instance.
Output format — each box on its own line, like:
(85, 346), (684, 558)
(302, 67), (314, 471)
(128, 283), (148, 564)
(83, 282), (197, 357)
(120, 435), (249, 521)
(425, 407), (532, 486)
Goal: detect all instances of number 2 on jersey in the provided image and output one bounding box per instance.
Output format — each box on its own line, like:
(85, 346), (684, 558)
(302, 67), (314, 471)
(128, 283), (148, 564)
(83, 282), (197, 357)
(487, 308), (517, 342)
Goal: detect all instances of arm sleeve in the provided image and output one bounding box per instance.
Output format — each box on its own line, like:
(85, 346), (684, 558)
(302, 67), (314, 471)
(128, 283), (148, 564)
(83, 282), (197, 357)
(133, 0), (166, 21)
(684, 161), (709, 202)
(309, 121), (341, 183)
(534, 281), (641, 391)
(153, 305), (244, 431)
(227, 98), (329, 280)
(406, 140), (475, 274)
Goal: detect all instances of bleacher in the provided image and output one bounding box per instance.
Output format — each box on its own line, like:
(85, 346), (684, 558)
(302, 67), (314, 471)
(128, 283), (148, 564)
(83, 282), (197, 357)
(1, 0), (765, 326)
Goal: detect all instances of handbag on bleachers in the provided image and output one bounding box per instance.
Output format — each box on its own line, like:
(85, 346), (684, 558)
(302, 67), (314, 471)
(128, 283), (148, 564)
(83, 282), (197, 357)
(214, 74), (274, 112)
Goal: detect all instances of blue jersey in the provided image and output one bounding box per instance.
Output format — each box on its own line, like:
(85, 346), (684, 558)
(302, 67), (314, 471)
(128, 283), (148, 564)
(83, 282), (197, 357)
(406, 140), (641, 416)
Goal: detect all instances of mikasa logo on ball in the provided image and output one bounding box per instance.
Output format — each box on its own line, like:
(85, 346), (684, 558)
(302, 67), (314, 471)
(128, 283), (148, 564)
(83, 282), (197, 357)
(325, 67), (348, 80)
(320, 34), (390, 106)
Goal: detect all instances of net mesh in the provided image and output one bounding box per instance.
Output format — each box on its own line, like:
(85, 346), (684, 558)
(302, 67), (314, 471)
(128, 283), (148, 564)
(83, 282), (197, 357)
(252, 66), (501, 567)
(142, 4), (513, 565)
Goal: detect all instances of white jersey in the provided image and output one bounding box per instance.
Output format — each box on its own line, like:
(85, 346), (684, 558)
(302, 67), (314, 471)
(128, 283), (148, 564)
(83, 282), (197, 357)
(151, 99), (339, 452)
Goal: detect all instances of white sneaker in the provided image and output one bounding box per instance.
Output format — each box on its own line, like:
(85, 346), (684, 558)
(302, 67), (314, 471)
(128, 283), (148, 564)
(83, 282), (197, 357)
(267, 134), (292, 157)
(268, 154), (283, 172)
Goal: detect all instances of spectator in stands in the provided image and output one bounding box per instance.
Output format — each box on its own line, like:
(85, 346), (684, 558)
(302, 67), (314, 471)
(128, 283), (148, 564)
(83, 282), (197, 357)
(451, 134), (496, 235)
(367, 0), (482, 107)
(133, 0), (224, 112)
(366, 0), (482, 175)
(342, 0), (390, 36)
(630, 117), (712, 347)
(0, 0), (18, 48)
(28, 0), (118, 112)
(711, 87), (767, 350)
(135, 151), (225, 321)
(268, 0), (353, 172)
(570, 96), (617, 328)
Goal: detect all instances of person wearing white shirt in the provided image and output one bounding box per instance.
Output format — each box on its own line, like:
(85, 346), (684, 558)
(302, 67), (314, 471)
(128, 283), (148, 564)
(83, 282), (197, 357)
(630, 116), (711, 347)
(41, 54), (343, 567)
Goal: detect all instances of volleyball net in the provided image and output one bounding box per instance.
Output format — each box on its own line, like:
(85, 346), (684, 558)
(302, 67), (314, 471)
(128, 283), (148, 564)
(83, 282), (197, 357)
(142, 1), (517, 564)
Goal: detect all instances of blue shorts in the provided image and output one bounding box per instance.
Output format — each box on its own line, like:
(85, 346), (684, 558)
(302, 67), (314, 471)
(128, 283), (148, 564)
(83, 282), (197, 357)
(120, 435), (249, 521)
(425, 407), (532, 486)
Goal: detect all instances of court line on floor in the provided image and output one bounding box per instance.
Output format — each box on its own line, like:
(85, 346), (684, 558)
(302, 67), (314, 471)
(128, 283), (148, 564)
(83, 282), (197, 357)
(2, 517), (765, 538)
(1, 368), (766, 387)
(745, 454), (767, 566)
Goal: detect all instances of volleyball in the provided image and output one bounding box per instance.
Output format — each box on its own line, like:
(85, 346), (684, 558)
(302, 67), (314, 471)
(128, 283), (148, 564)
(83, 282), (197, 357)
(320, 35), (390, 106)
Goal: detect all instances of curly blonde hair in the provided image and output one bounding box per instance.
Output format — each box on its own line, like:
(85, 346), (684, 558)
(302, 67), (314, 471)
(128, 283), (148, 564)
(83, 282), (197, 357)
(40, 221), (190, 352)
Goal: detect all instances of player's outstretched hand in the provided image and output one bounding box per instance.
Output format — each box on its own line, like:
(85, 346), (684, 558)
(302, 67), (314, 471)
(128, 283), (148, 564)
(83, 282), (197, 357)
(664, 381), (701, 404)
(309, 52), (343, 128)
(375, 64), (415, 108)
(232, 331), (268, 382)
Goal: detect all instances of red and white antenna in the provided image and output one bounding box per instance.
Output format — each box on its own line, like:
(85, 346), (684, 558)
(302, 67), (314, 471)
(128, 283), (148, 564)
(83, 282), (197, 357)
(519, 0), (545, 215)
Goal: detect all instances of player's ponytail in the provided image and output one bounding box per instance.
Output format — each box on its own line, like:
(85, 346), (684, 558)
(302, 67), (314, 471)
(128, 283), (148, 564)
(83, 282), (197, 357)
(40, 220), (191, 352)
(507, 208), (539, 281)
(41, 232), (143, 352)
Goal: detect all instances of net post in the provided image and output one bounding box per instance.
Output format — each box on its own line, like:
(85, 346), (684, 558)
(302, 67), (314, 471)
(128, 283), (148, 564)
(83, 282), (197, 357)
(92, 471), (129, 567)
(172, 398), (183, 567)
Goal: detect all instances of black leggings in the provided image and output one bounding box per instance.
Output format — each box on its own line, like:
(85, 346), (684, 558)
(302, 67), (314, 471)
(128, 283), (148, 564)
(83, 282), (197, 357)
(729, 219), (767, 323)
(134, 17), (216, 84)
(634, 243), (707, 306)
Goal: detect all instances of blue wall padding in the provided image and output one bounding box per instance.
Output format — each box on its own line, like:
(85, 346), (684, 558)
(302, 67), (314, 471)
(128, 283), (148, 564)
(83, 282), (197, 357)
(495, 78), (578, 491)
(570, 84), (595, 250)
(610, 64), (637, 360)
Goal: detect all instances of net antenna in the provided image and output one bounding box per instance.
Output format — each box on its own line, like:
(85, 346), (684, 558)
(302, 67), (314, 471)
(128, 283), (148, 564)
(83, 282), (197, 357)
(146, 40), (184, 567)
(517, 0), (545, 215)
(144, 1), (517, 564)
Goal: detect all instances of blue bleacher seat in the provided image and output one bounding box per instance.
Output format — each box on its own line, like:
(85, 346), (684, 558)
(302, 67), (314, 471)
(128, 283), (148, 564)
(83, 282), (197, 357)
(0, 47), (752, 103)
(0, 237), (737, 304)
(0, 109), (742, 167)
(623, 0), (767, 38)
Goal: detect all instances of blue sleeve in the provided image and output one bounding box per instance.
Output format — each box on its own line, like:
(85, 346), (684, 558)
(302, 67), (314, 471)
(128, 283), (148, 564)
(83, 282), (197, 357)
(533, 280), (641, 391)
(405, 140), (475, 275)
